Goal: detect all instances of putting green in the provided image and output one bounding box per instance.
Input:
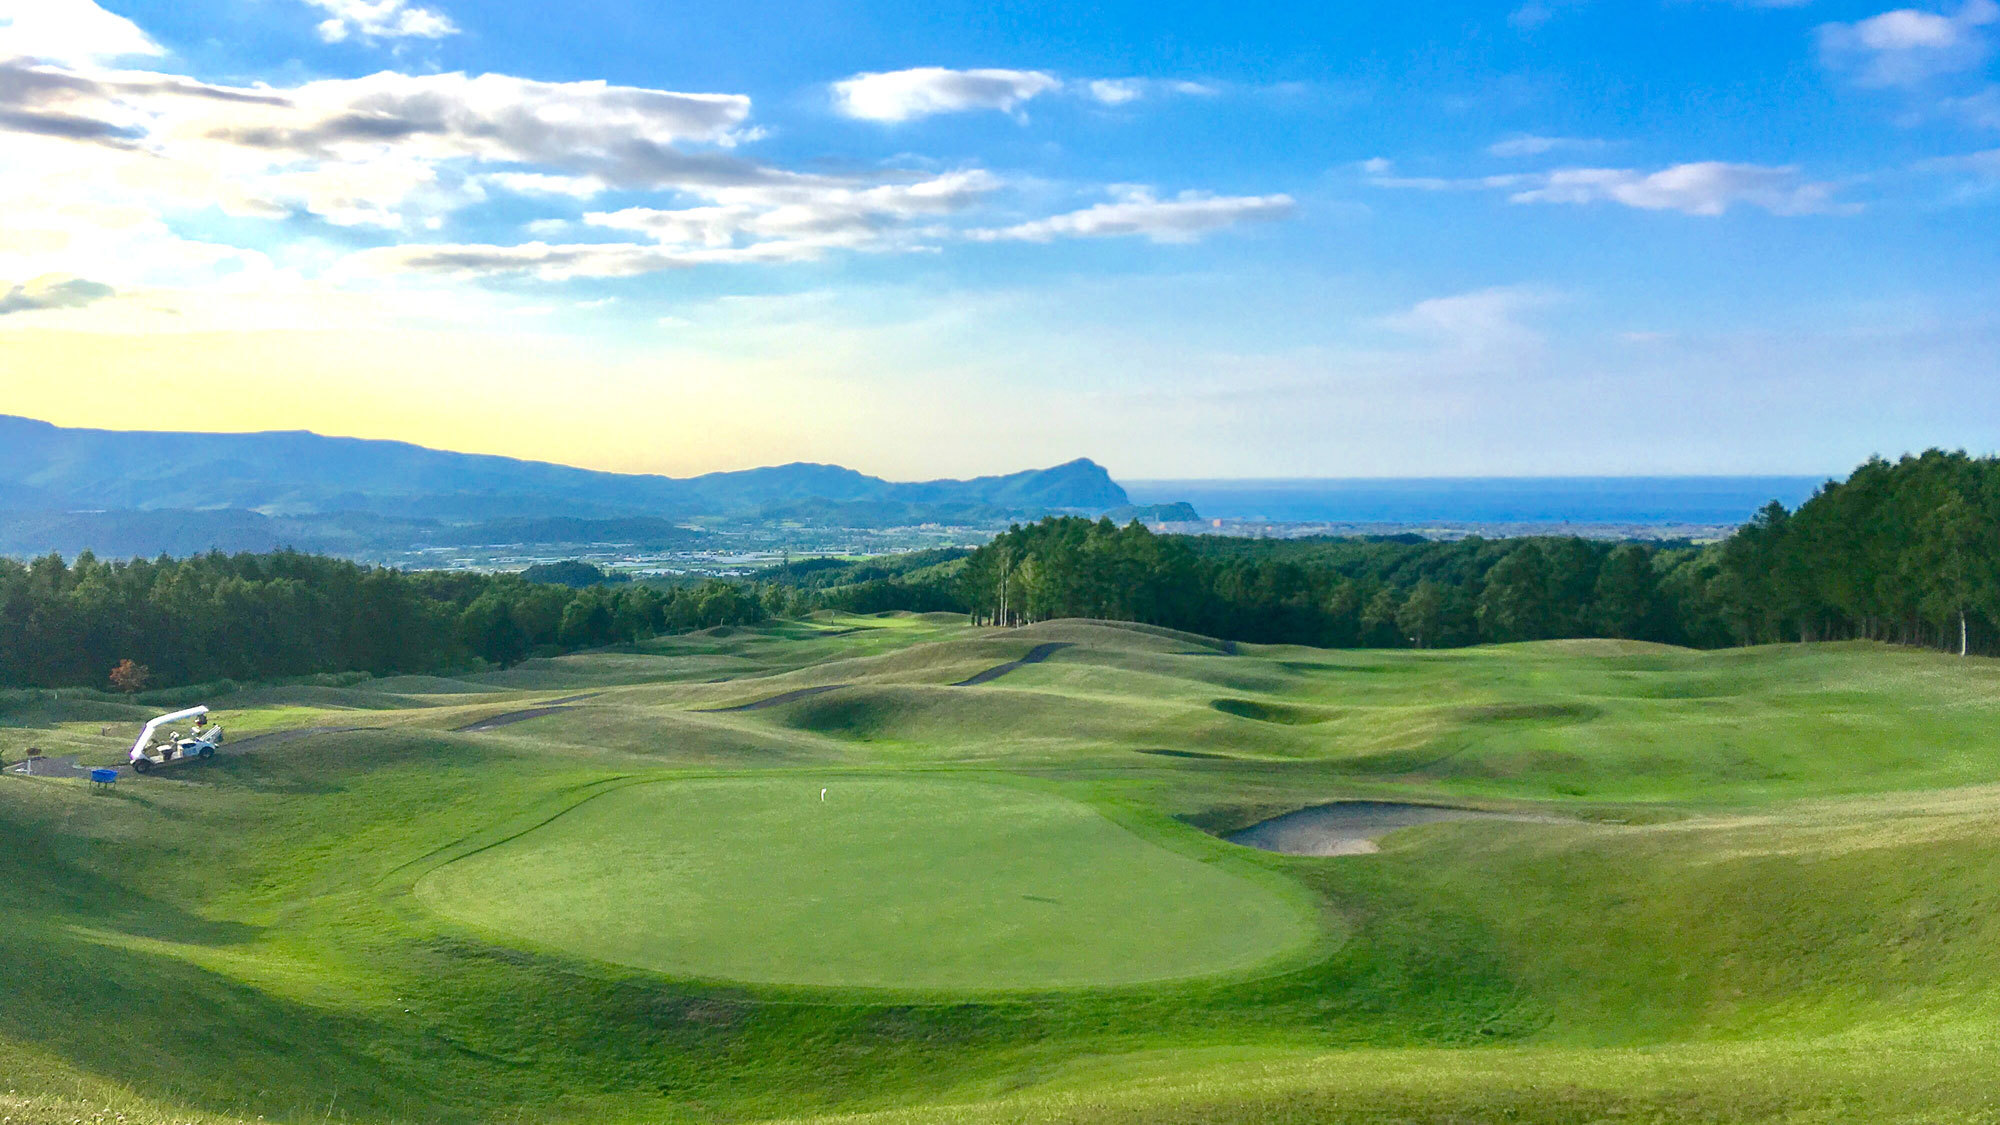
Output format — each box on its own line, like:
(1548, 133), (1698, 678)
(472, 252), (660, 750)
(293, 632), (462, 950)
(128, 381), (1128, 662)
(417, 776), (1319, 990)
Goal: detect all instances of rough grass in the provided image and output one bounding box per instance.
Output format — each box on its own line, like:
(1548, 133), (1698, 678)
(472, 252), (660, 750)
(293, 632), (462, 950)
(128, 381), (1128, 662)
(6, 619), (2000, 1124)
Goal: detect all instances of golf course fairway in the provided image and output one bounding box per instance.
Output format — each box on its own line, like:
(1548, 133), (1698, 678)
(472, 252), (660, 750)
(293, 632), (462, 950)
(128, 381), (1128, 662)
(13, 616), (2000, 1124)
(416, 776), (1320, 990)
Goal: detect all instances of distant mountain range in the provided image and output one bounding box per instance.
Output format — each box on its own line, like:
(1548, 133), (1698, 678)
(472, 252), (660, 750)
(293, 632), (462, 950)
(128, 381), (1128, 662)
(0, 415), (1127, 518)
(0, 415), (1132, 559)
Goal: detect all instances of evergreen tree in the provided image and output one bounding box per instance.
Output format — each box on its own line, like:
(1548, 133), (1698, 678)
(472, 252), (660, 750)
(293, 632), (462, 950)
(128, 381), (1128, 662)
(1395, 579), (1444, 648)
(1592, 544), (1658, 639)
(1477, 542), (1555, 641)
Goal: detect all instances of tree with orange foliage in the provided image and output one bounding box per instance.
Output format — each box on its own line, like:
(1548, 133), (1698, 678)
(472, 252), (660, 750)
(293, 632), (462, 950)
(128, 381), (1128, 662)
(109, 659), (150, 694)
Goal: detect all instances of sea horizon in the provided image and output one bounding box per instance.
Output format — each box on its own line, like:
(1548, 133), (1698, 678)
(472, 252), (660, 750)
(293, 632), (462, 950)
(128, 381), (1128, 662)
(1124, 475), (1829, 526)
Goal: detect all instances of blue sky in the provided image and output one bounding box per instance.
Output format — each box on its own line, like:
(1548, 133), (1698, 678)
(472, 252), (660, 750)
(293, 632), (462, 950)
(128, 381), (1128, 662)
(0, 0), (1995, 480)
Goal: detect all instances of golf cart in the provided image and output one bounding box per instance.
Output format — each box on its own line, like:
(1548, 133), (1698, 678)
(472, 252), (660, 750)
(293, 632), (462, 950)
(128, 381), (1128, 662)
(128, 705), (224, 773)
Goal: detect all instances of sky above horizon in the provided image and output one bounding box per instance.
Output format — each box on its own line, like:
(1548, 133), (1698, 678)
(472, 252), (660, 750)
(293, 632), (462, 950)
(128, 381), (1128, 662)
(1, 0), (1996, 482)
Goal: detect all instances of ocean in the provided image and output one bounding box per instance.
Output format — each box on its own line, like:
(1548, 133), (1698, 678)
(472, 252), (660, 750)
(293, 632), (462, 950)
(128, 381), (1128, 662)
(1120, 476), (1828, 527)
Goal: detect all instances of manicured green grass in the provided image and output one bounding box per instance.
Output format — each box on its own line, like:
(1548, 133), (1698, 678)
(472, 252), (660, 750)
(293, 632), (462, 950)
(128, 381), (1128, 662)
(8, 615), (2000, 1125)
(417, 776), (1320, 990)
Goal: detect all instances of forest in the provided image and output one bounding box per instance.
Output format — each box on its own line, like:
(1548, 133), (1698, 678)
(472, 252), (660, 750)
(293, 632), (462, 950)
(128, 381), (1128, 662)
(2, 451), (1995, 693)
(0, 551), (769, 691)
(801, 450), (2000, 654)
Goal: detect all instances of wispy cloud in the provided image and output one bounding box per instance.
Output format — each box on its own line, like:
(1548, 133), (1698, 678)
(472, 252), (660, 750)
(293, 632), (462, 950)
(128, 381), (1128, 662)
(1942, 84), (2000, 124)
(581, 170), (1000, 250)
(1369, 159), (1850, 215)
(1916, 145), (2000, 197)
(1087, 79), (1144, 105)
(830, 67), (1215, 122)
(1508, 0), (1589, 30)
(1086, 78), (1216, 105)
(1487, 134), (1607, 158)
(1513, 163), (1848, 215)
(1383, 286), (1557, 357)
(970, 188), (1294, 243)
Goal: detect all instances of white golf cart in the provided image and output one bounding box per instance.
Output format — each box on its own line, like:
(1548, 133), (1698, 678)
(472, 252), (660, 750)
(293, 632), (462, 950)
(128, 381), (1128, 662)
(128, 705), (224, 773)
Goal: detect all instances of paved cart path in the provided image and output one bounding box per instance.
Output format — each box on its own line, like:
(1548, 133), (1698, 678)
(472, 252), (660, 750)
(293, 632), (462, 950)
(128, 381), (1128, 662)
(951, 642), (1073, 687)
(697, 684), (847, 713)
(8, 725), (375, 780)
(453, 694), (603, 733)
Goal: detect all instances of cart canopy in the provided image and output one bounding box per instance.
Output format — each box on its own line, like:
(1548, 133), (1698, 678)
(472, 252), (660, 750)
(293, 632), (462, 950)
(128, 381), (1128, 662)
(129, 706), (209, 760)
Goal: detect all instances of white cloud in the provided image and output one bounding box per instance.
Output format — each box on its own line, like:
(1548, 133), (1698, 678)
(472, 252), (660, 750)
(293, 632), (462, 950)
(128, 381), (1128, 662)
(971, 188), (1295, 243)
(1088, 79), (1142, 105)
(1086, 78), (1216, 105)
(340, 170), (1008, 280)
(182, 71), (756, 184)
(1383, 286), (1556, 356)
(0, 55), (783, 298)
(0, 0), (161, 66)
(830, 67), (1213, 121)
(584, 169), (999, 250)
(340, 238), (854, 281)
(0, 61), (764, 232)
(480, 172), (609, 198)
(1819, 0), (1998, 87)
(1487, 134), (1605, 158)
(831, 67), (1061, 122)
(303, 0), (457, 43)
(1512, 162), (1846, 215)
(1369, 160), (1848, 216)
(0, 11), (1293, 308)
(363, 174), (1299, 281)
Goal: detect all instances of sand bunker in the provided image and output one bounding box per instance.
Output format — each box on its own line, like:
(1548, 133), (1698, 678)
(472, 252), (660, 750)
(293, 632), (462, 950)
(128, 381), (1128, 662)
(1227, 801), (1525, 856)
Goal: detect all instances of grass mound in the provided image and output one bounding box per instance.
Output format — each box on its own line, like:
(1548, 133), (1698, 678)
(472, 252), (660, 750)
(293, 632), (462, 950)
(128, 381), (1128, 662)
(417, 776), (1319, 991)
(1209, 698), (1331, 725)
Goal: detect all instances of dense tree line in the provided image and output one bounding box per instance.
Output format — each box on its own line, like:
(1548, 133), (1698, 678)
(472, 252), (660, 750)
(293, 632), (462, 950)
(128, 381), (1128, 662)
(949, 518), (1710, 647)
(758, 550), (969, 616)
(1708, 450), (2000, 653)
(943, 451), (2000, 654)
(0, 551), (767, 690)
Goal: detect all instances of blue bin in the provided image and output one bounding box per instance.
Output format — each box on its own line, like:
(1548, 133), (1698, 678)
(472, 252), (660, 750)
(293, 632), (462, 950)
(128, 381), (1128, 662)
(90, 768), (118, 786)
